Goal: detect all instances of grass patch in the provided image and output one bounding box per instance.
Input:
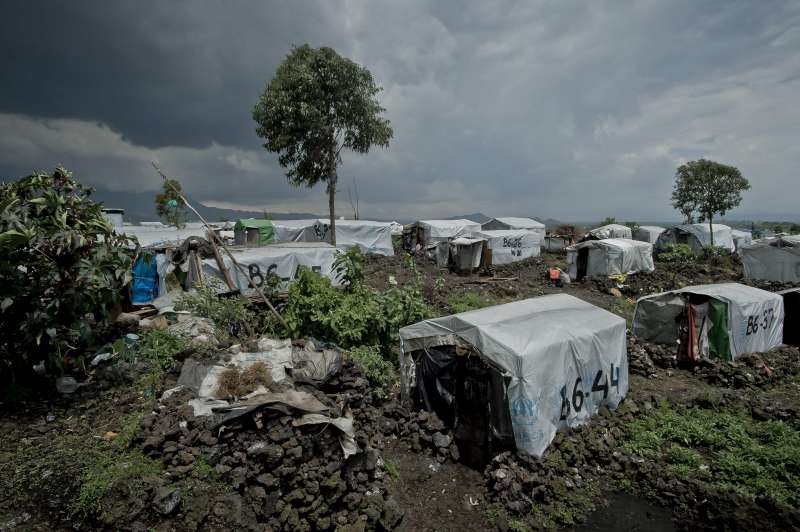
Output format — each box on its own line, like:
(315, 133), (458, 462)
(447, 291), (499, 313)
(71, 448), (161, 519)
(135, 329), (191, 371)
(622, 404), (800, 507)
(383, 457), (400, 481)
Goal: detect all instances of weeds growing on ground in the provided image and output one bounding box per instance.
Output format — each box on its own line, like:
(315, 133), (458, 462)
(622, 404), (800, 507)
(447, 291), (499, 313)
(383, 457), (400, 481)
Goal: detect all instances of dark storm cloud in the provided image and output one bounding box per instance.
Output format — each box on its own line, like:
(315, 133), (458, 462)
(1, 1), (799, 220)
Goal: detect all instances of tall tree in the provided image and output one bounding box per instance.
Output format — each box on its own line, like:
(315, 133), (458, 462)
(671, 159), (750, 246)
(155, 179), (188, 228)
(252, 45), (392, 245)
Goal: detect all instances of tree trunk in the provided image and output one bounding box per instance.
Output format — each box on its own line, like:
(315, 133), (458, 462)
(708, 214), (714, 247)
(328, 148), (337, 247)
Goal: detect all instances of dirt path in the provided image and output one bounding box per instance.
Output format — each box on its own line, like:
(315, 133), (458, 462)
(384, 441), (493, 532)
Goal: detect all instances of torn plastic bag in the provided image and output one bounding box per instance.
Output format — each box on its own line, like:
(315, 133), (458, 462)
(289, 338), (343, 385)
(292, 407), (357, 458)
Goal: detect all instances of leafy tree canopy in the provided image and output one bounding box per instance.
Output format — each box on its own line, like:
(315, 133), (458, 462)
(0, 167), (134, 386)
(155, 178), (188, 228)
(252, 44), (392, 245)
(671, 159), (750, 245)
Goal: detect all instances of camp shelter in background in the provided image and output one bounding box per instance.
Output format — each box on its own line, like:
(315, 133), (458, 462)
(234, 218), (275, 246)
(203, 242), (340, 291)
(475, 230), (541, 264)
(481, 217), (546, 240)
(656, 223), (735, 253)
(121, 225), (219, 248)
(399, 294), (628, 461)
(408, 219), (482, 246)
(731, 229), (753, 252)
(741, 235), (800, 283)
(582, 223), (633, 241)
(633, 283), (784, 362)
(632, 225), (665, 244)
(565, 238), (654, 280)
(234, 218), (395, 256)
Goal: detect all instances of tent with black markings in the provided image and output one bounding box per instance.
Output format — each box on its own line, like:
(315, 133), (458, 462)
(399, 294), (628, 459)
(633, 283), (784, 362)
(565, 238), (654, 280)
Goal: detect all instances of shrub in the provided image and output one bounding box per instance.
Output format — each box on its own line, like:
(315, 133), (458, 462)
(284, 252), (431, 349)
(656, 243), (695, 263)
(134, 329), (191, 371)
(0, 167), (134, 384)
(175, 279), (270, 341)
(348, 345), (397, 399)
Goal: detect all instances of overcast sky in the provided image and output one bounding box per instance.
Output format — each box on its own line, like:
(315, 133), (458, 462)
(1, 1), (798, 221)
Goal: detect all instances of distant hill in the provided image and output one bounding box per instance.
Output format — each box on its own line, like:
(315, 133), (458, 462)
(91, 188), (324, 223)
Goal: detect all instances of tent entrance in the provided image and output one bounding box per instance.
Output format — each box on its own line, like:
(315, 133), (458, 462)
(576, 248), (589, 280)
(411, 345), (514, 469)
(679, 295), (730, 362)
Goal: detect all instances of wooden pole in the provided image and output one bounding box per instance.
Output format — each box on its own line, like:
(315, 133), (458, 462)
(151, 162), (287, 329)
(207, 229), (236, 290)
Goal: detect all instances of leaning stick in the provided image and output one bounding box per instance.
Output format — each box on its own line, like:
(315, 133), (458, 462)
(151, 162), (287, 329)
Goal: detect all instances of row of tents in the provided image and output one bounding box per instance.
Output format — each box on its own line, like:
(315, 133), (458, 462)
(400, 282), (797, 460)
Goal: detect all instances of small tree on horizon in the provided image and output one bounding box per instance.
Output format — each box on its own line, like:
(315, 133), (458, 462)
(252, 44), (393, 245)
(671, 159), (750, 246)
(155, 179), (188, 228)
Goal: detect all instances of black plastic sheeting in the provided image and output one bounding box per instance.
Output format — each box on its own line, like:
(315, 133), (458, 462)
(412, 346), (515, 467)
(781, 289), (800, 347)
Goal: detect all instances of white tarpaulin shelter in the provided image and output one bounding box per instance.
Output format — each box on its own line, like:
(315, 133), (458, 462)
(120, 225), (211, 248)
(566, 238), (654, 280)
(656, 223), (735, 253)
(633, 226), (665, 244)
(202, 242), (339, 290)
(741, 235), (800, 283)
(731, 229), (753, 252)
(481, 217), (546, 240)
(633, 283), (784, 361)
(399, 295), (628, 458)
(585, 224), (632, 241)
(416, 219), (481, 243)
(476, 230), (542, 264)
(269, 219), (394, 256)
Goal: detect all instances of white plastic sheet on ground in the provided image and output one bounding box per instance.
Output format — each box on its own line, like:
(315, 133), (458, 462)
(399, 294), (628, 458)
(481, 218), (546, 241)
(417, 219), (482, 242)
(656, 223), (735, 253)
(565, 238), (654, 279)
(741, 236), (800, 282)
(476, 230), (542, 264)
(633, 226), (665, 244)
(202, 242), (339, 290)
(633, 283), (784, 359)
(586, 224), (632, 240)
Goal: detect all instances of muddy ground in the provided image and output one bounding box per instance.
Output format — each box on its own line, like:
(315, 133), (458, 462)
(1, 251), (799, 531)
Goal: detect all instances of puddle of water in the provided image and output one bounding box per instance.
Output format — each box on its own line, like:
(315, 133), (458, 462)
(569, 492), (675, 532)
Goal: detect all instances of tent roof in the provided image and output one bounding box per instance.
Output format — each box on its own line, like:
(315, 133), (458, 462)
(418, 219), (481, 229)
(489, 217), (545, 229)
(568, 238), (651, 252)
(400, 294), (624, 371)
(477, 229), (540, 238)
(236, 218), (274, 229)
(591, 224), (630, 233)
(643, 282), (780, 307)
(638, 225), (665, 232)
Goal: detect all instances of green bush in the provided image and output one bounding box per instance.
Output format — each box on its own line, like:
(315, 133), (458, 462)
(134, 329), (191, 371)
(656, 243), (695, 263)
(284, 252), (430, 349)
(175, 279), (272, 341)
(0, 167), (134, 384)
(348, 345), (397, 399)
